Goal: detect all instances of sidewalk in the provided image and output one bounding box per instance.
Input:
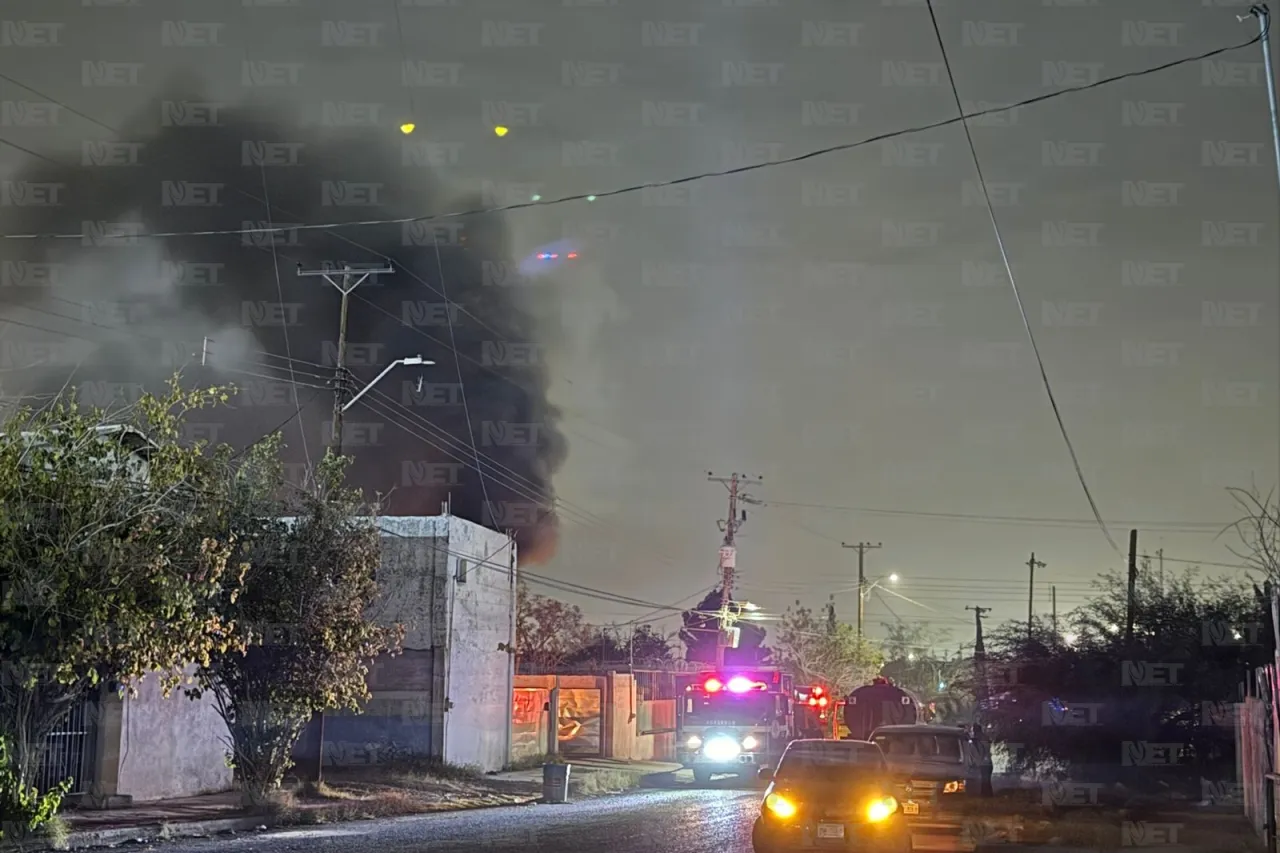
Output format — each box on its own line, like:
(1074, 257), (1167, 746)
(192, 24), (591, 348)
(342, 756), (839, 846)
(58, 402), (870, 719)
(34, 758), (684, 851)
(489, 757), (684, 785)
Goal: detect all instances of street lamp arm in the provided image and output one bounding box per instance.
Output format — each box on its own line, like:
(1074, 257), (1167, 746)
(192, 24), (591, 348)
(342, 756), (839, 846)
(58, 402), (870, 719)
(341, 356), (433, 413)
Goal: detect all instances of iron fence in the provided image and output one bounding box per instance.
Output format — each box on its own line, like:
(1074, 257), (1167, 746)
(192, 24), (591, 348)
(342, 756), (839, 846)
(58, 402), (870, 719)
(35, 694), (97, 795)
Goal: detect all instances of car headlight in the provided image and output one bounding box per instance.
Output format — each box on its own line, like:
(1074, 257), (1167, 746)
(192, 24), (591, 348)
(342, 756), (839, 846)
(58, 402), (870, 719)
(686, 735), (703, 749)
(765, 792), (797, 819)
(866, 796), (899, 823)
(703, 736), (742, 762)
(742, 735), (759, 750)
(943, 780), (966, 794)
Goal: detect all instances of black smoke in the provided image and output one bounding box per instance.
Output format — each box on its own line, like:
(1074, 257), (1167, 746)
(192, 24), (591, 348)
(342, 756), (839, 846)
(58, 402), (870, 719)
(0, 79), (568, 563)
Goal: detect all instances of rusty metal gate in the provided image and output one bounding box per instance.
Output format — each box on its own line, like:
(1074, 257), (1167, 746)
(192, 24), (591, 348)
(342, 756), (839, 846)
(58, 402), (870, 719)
(36, 693), (97, 795)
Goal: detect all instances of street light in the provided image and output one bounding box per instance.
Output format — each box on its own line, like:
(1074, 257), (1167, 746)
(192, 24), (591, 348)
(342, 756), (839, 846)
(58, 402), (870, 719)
(341, 356), (434, 413)
(862, 574), (901, 598)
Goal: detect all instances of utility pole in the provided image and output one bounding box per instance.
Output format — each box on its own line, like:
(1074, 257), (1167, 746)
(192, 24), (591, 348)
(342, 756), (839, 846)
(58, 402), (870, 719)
(1051, 586), (1058, 637)
(842, 541), (882, 640)
(1237, 5), (1280, 503)
(1157, 548), (1164, 594)
(1125, 529), (1138, 645)
(966, 606), (991, 718)
(1026, 553), (1045, 643)
(708, 471), (763, 667)
(295, 262), (391, 783)
(296, 262), (394, 454)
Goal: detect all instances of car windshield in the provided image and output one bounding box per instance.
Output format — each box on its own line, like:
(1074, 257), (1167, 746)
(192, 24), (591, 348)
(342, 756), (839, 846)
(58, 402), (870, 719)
(873, 733), (964, 763)
(775, 743), (887, 782)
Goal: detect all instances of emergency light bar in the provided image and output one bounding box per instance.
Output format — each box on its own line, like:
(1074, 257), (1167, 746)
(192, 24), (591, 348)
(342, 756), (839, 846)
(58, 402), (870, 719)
(699, 675), (767, 694)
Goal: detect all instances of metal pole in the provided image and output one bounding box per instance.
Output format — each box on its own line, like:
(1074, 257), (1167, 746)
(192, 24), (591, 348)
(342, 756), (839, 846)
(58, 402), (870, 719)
(1242, 5), (1280, 498)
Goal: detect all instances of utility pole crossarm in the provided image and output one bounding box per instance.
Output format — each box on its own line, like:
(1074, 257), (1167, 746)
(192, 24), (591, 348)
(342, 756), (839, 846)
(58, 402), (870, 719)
(842, 541), (882, 640)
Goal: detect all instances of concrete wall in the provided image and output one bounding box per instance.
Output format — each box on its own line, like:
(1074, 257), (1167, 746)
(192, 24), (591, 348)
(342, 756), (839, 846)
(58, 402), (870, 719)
(440, 516), (516, 774)
(297, 516), (516, 774)
(512, 674), (673, 764)
(114, 667), (232, 802)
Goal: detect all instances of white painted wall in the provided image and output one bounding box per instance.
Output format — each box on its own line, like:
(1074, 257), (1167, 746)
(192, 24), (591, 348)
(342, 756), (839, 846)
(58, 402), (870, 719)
(115, 667), (232, 802)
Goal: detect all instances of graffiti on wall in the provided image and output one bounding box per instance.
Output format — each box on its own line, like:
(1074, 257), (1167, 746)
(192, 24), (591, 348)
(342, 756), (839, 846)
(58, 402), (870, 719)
(511, 688), (549, 761)
(558, 688), (601, 755)
(509, 687), (603, 759)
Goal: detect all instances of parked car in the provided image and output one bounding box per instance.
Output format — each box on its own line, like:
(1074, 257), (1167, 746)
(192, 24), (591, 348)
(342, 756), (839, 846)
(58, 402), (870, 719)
(870, 724), (994, 820)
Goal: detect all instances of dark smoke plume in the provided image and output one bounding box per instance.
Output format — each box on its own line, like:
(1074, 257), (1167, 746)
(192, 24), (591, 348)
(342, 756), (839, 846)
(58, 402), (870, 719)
(0, 79), (568, 563)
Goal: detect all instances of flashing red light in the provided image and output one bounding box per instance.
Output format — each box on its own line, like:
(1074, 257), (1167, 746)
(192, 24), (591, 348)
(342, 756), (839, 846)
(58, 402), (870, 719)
(808, 696), (818, 706)
(567, 252), (578, 259)
(727, 676), (763, 693)
(703, 678), (723, 693)
(817, 696), (829, 708)
(812, 686), (824, 696)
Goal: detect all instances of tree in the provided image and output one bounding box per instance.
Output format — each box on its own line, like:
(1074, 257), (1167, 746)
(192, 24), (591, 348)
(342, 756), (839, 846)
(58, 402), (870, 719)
(772, 603), (882, 697)
(679, 588), (771, 665)
(188, 443), (402, 805)
(516, 583), (594, 670)
(877, 623), (970, 719)
(0, 380), (244, 826)
(563, 624), (676, 668)
(1229, 486), (1280, 578)
(980, 566), (1267, 795)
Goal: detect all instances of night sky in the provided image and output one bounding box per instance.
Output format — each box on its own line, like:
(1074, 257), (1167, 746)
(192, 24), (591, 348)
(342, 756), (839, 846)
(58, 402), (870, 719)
(0, 0), (1275, 644)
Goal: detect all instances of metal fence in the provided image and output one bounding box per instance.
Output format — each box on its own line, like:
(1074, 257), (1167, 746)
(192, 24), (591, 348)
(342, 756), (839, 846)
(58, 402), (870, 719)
(35, 694), (97, 795)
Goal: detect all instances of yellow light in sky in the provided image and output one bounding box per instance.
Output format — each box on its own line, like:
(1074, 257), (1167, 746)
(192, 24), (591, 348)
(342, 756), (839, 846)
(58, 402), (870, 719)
(494, 126), (509, 137)
(400, 123), (415, 135)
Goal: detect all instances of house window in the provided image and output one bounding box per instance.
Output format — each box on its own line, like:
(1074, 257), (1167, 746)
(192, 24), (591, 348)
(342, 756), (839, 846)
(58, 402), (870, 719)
(456, 558), (468, 583)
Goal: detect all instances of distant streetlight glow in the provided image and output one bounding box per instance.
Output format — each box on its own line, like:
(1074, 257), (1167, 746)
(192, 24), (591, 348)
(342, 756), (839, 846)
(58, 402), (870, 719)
(399, 123), (415, 135)
(888, 573), (900, 583)
(494, 126), (509, 137)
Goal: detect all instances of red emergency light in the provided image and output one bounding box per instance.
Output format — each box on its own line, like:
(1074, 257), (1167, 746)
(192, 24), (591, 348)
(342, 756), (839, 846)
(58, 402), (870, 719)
(703, 678), (723, 693)
(817, 696), (829, 708)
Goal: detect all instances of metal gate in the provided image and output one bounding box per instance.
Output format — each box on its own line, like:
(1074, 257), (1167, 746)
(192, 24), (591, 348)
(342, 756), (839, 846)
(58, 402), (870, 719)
(36, 693), (97, 795)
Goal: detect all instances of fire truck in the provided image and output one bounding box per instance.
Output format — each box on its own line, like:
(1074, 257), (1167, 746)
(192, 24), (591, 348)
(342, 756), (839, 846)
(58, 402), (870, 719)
(676, 668), (795, 784)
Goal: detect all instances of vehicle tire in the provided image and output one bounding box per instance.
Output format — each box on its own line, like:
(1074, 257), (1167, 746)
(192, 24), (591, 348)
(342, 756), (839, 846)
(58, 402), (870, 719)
(693, 768), (714, 785)
(751, 819), (776, 853)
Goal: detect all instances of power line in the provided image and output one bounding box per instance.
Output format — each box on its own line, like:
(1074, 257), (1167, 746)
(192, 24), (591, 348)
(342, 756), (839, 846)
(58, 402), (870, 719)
(752, 498), (1230, 532)
(258, 161), (312, 470)
(926, 0), (1117, 556)
(0, 29), (1260, 244)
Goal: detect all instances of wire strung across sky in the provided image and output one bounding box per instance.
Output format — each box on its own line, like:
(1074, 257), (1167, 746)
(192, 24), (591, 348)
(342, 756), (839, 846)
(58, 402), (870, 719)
(0, 28), (1263, 243)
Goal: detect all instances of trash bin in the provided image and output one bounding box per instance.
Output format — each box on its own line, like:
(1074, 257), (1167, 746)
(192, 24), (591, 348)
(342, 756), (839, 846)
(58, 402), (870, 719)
(542, 762), (571, 803)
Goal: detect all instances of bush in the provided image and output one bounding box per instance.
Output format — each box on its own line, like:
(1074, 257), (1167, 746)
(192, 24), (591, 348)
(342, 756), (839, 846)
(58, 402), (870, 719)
(0, 736), (71, 843)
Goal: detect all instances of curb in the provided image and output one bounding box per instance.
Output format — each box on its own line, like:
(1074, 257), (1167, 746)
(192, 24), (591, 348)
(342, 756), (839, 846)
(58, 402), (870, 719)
(16, 796), (550, 852)
(6, 816), (276, 852)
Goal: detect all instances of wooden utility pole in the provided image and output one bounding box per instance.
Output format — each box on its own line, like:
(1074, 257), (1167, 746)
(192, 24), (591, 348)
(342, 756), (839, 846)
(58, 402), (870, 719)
(708, 472), (763, 667)
(842, 542), (882, 640)
(1026, 552), (1045, 643)
(296, 262), (393, 454)
(1051, 586), (1058, 636)
(1125, 530), (1138, 645)
(967, 606), (991, 714)
(294, 262), (392, 783)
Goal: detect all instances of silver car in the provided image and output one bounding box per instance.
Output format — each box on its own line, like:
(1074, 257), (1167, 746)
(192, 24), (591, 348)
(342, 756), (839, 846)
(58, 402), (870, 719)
(870, 724), (994, 820)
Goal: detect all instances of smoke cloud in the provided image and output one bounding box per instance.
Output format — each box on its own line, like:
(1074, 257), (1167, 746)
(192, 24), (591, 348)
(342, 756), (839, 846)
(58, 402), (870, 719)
(0, 78), (568, 563)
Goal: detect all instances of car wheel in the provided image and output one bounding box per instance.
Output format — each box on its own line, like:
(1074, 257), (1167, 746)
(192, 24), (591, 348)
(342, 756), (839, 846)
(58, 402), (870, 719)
(751, 819), (776, 853)
(693, 768), (713, 785)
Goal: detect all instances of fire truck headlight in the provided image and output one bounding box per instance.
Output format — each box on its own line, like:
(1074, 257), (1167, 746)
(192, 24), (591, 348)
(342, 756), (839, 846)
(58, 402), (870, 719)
(742, 735), (759, 750)
(703, 736), (741, 762)
(686, 735), (703, 750)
